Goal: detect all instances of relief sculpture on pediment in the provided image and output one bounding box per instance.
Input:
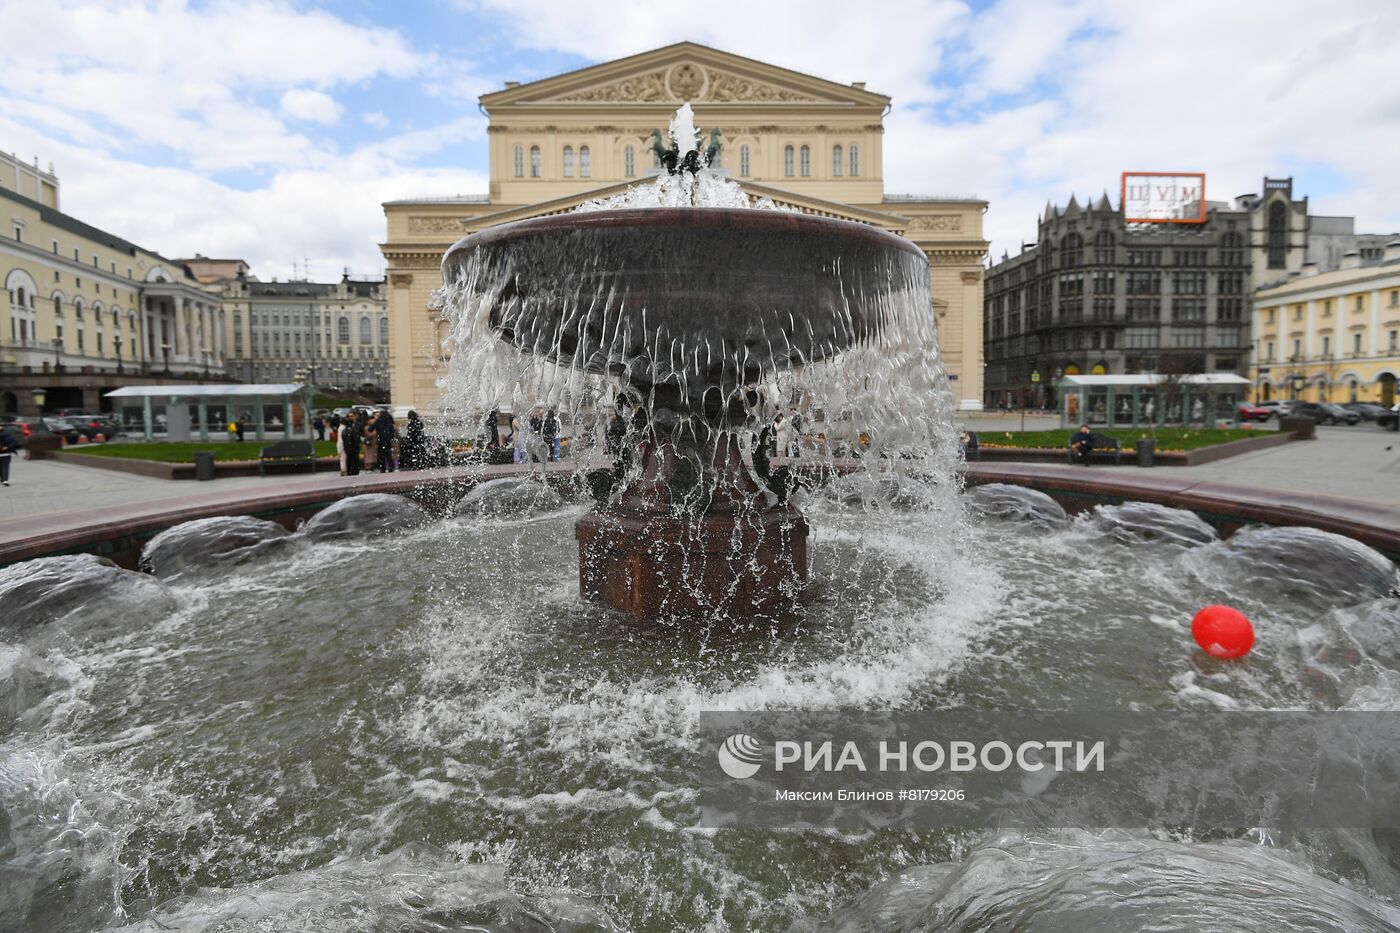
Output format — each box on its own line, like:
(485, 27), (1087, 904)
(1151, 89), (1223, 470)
(407, 217), (469, 235)
(560, 70), (669, 102)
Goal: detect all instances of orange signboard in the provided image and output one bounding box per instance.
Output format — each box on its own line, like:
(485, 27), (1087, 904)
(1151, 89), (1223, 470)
(1121, 172), (1207, 224)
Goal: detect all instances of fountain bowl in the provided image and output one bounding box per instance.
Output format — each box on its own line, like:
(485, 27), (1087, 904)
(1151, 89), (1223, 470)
(442, 207), (928, 407)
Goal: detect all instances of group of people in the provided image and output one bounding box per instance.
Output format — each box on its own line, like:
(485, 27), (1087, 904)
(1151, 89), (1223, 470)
(334, 409), (428, 476)
(483, 408), (562, 463)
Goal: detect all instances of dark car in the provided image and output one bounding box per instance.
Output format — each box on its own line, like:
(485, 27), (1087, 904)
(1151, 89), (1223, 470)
(1237, 402), (1271, 422)
(43, 418), (85, 443)
(1, 418), (55, 445)
(1291, 402), (1361, 426)
(1343, 402), (1390, 422)
(56, 412), (121, 439)
(1379, 405), (1399, 431)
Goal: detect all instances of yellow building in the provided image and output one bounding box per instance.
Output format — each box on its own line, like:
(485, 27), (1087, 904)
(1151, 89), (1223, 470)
(2, 151), (224, 415)
(381, 42), (988, 415)
(1251, 243), (1400, 406)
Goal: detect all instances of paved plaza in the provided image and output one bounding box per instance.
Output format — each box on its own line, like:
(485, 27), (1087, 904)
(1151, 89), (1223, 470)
(3, 421), (1396, 522)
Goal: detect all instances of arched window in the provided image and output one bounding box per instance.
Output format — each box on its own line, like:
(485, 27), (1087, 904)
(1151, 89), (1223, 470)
(1060, 233), (1083, 268)
(783, 145), (794, 177)
(799, 145), (811, 177)
(379, 316), (389, 344)
(1267, 201), (1287, 269)
(359, 316), (371, 343)
(832, 144), (843, 177)
(849, 144), (860, 177)
(513, 144), (524, 178)
(529, 145), (541, 178)
(739, 144), (750, 177)
(337, 316), (349, 344)
(95, 303), (105, 354)
(53, 296), (64, 345)
(624, 144), (635, 177)
(74, 298), (85, 352)
(579, 145), (590, 177)
(562, 145), (574, 178)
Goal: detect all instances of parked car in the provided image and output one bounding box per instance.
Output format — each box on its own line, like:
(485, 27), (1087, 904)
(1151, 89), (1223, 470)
(1343, 402), (1390, 422)
(1378, 404), (1399, 431)
(1255, 400), (1293, 418)
(42, 417), (85, 443)
(1291, 402), (1361, 425)
(1236, 402), (1271, 422)
(2, 418), (56, 444)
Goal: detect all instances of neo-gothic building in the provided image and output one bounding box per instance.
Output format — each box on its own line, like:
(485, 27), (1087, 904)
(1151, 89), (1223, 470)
(382, 42), (989, 413)
(981, 177), (1381, 409)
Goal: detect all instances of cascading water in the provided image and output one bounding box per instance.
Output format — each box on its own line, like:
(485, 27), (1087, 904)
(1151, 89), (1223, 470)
(1, 107), (1399, 931)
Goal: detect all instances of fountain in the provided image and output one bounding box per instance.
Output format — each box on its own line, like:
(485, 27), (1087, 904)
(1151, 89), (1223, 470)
(438, 104), (939, 618)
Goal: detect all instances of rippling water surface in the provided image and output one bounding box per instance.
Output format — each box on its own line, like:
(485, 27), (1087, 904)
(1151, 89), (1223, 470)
(3, 490), (1400, 932)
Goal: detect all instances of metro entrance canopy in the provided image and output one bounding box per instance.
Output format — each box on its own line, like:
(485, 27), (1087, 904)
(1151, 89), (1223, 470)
(1056, 373), (1251, 428)
(105, 384), (311, 442)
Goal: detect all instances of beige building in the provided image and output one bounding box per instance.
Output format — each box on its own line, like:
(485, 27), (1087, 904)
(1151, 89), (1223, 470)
(2, 151), (223, 415)
(1251, 242), (1400, 406)
(381, 43), (988, 414)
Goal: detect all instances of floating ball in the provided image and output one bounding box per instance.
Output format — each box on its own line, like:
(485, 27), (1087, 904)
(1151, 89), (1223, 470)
(1191, 605), (1255, 659)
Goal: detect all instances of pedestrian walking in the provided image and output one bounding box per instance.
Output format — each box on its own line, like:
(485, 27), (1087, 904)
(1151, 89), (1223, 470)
(362, 412), (378, 471)
(0, 428), (18, 486)
(235, 419), (245, 442)
(341, 412), (362, 476)
(227, 418), (238, 442)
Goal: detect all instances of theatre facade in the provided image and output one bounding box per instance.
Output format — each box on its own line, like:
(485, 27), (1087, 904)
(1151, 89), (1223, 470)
(380, 42), (988, 414)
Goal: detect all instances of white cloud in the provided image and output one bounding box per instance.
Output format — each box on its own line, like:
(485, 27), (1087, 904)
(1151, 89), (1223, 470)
(363, 112), (391, 129)
(280, 89), (344, 125)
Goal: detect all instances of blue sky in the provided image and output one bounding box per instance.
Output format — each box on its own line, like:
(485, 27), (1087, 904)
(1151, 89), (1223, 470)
(2, 0), (1397, 277)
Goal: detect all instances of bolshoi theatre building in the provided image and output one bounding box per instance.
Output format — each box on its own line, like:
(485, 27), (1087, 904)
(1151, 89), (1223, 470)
(380, 42), (988, 413)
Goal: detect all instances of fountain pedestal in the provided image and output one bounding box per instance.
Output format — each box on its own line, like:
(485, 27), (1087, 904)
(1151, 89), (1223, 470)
(576, 431), (808, 620)
(576, 506), (808, 620)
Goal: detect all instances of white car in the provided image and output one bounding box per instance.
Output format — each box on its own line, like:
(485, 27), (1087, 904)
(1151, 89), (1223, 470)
(1256, 400), (1293, 418)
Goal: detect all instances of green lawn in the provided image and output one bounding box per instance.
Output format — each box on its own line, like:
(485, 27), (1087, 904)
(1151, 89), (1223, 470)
(63, 440), (339, 462)
(975, 427), (1262, 452)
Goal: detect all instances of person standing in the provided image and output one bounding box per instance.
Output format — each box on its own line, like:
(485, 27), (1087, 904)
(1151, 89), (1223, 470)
(544, 408), (561, 462)
(376, 412), (397, 472)
(402, 410), (426, 470)
(0, 428), (18, 486)
(312, 415), (325, 441)
(362, 412), (378, 471)
(341, 412), (362, 476)
(329, 413), (341, 442)
(235, 419), (245, 442)
(227, 418), (238, 442)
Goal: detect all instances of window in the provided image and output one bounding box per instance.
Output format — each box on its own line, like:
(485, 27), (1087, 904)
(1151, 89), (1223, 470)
(1389, 329), (1397, 351)
(1126, 298), (1161, 321)
(1390, 290), (1399, 308)
(1218, 271), (1244, 295)
(1291, 339), (1301, 360)
(51, 239), (58, 254)
(1175, 249), (1206, 266)
(357, 316), (370, 343)
(513, 145), (524, 178)
(739, 144), (750, 177)
(1218, 297), (1243, 322)
(1173, 271), (1206, 294)
(624, 144), (635, 177)
(1060, 233), (1082, 268)
(1094, 230), (1114, 264)
(562, 146), (574, 177)
(1127, 249), (1160, 266)
(379, 317), (388, 343)
(849, 144), (859, 176)
(1172, 328), (1206, 348)
(530, 146), (541, 178)
(1267, 201), (1287, 268)
(799, 145), (810, 177)
(54, 297), (64, 343)
(832, 144), (843, 177)
(1124, 327), (1160, 349)
(1058, 271), (1084, 296)
(580, 146), (590, 177)
(1126, 271), (1160, 295)
(1354, 333), (1363, 355)
(10, 226), (19, 242)
(1265, 341), (1274, 361)
(1171, 298), (1206, 322)
(1321, 335), (1331, 356)
(337, 316), (349, 344)
(1219, 232), (1244, 266)
(1355, 295), (1365, 313)
(783, 145), (794, 177)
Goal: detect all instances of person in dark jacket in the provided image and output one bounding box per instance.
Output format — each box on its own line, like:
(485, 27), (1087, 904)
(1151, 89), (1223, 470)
(341, 413), (362, 476)
(0, 428), (18, 486)
(543, 408), (561, 461)
(401, 410), (426, 471)
(375, 412), (397, 472)
(312, 415), (325, 440)
(1070, 424), (1096, 464)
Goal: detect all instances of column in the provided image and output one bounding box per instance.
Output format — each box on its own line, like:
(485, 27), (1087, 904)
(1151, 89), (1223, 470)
(197, 398), (208, 441)
(253, 399), (266, 441)
(283, 398), (293, 438)
(143, 395), (153, 441)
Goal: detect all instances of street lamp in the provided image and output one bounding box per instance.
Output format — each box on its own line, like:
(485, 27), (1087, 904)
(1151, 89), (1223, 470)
(161, 342), (171, 376)
(51, 338), (62, 373)
(1291, 374), (1305, 400)
(30, 387), (46, 412)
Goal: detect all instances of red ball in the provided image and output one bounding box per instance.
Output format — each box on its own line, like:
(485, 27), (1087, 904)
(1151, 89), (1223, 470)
(1191, 605), (1255, 659)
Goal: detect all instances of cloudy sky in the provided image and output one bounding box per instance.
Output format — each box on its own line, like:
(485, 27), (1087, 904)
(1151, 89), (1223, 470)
(2, 0), (1397, 279)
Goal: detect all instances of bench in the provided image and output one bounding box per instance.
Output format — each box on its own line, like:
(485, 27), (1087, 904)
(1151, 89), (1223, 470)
(1066, 431), (1122, 465)
(259, 440), (316, 476)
